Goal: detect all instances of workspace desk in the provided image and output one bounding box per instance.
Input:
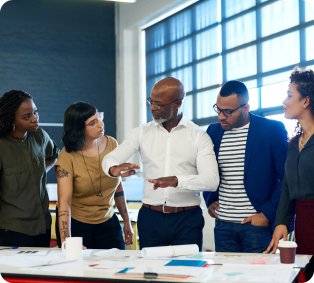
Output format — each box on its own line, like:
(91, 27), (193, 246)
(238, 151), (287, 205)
(0, 247), (310, 283)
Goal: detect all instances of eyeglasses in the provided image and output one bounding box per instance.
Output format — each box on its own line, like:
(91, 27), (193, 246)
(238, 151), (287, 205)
(146, 97), (182, 109)
(86, 112), (104, 127)
(213, 104), (246, 117)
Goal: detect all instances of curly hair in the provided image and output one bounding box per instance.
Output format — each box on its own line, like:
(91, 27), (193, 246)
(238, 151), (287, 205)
(0, 90), (32, 137)
(290, 68), (314, 113)
(290, 68), (314, 137)
(62, 102), (97, 152)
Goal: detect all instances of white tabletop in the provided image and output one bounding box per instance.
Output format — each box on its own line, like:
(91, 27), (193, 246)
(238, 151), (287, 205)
(0, 247), (310, 283)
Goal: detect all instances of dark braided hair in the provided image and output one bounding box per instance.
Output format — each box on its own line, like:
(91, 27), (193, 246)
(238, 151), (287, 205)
(0, 90), (32, 137)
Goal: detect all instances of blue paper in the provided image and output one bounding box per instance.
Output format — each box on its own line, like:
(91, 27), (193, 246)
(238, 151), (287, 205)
(165, 259), (207, 267)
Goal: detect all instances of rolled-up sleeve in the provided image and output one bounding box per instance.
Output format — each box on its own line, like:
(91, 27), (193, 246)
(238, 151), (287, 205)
(176, 132), (219, 192)
(102, 127), (141, 176)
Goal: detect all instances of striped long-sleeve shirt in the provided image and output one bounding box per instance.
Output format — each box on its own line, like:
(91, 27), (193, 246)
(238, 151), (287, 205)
(216, 123), (256, 223)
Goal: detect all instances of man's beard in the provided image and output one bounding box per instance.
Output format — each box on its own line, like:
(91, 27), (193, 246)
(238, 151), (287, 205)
(154, 118), (168, 124)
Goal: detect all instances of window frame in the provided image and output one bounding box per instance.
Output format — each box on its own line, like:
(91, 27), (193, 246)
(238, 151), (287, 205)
(145, 0), (314, 127)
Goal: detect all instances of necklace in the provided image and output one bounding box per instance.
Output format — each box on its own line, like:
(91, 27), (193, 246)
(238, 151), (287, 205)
(299, 133), (312, 151)
(81, 140), (103, 197)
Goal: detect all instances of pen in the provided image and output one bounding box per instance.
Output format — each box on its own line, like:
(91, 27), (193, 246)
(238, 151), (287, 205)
(0, 246), (18, 250)
(202, 263), (223, 267)
(144, 272), (158, 279)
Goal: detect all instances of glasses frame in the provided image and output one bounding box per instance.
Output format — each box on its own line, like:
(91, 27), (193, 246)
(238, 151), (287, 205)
(86, 112), (104, 127)
(146, 97), (182, 109)
(213, 104), (246, 117)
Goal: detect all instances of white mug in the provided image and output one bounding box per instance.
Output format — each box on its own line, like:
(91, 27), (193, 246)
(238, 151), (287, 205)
(61, 237), (83, 259)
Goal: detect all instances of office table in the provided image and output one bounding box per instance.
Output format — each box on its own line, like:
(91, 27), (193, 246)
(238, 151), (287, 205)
(0, 247), (310, 283)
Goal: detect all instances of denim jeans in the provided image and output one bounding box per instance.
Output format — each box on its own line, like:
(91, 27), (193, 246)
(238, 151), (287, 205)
(214, 219), (272, 253)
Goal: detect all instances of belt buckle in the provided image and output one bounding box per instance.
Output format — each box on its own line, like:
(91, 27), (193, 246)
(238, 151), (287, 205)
(162, 205), (177, 213)
(162, 204), (171, 213)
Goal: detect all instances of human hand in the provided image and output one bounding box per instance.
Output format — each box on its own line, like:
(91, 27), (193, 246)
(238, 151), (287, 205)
(109, 163), (140, 177)
(207, 201), (219, 218)
(241, 212), (269, 226)
(123, 221), (134, 246)
(264, 224), (288, 254)
(147, 176), (178, 190)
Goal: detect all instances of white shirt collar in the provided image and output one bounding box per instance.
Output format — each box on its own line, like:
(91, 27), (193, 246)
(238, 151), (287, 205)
(152, 115), (188, 129)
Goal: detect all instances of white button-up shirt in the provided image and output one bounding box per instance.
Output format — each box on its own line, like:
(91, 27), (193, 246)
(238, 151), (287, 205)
(102, 117), (219, 207)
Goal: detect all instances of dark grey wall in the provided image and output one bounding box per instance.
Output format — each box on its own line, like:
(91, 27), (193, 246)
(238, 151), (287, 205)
(0, 0), (116, 182)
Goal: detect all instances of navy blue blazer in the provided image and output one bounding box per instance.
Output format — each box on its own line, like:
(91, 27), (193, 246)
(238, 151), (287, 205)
(203, 113), (288, 225)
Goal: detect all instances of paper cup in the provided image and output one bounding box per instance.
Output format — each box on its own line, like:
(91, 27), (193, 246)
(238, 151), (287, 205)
(278, 241), (297, 264)
(61, 237), (83, 259)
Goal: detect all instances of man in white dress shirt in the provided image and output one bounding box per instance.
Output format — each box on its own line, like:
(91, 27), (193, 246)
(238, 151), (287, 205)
(102, 77), (219, 250)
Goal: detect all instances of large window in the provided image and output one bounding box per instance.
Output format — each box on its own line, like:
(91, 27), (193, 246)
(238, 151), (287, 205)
(145, 0), (314, 135)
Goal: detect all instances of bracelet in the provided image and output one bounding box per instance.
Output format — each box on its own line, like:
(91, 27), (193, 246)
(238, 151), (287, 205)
(114, 191), (124, 198)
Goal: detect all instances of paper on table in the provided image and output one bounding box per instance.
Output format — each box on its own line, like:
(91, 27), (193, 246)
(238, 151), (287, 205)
(210, 264), (294, 283)
(0, 252), (75, 268)
(123, 266), (206, 277)
(0, 249), (48, 256)
(88, 260), (138, 269)
(141, 244), (199, 258)
(165, 259), (208, 267)
(27, 257), (79, 267)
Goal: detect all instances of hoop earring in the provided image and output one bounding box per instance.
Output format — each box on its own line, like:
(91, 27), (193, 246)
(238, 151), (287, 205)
(12, 124), (15, 132)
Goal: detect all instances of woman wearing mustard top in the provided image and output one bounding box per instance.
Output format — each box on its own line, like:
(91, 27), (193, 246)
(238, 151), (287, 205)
(56, 102), (133, 249)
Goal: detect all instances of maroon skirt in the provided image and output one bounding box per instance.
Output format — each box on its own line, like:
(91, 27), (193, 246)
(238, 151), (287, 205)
(295, 199), (314, 255)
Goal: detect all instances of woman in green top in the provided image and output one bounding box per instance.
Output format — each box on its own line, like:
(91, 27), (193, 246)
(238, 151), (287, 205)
(56, 102), (133, 249)
(0, 90), (59, 247)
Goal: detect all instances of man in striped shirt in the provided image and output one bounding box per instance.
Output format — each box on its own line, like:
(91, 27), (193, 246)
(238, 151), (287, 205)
(204, 80), (288, 253)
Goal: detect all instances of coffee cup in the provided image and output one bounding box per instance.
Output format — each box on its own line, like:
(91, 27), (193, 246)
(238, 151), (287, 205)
(278, 240), (297, 264)
(61, 237), (83, 259)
